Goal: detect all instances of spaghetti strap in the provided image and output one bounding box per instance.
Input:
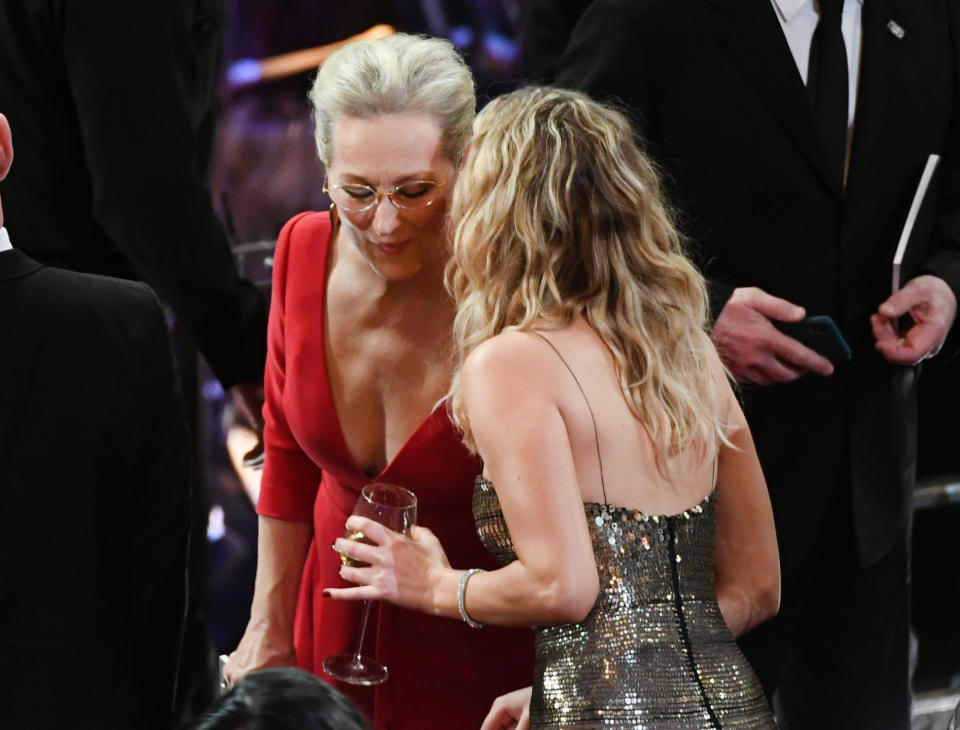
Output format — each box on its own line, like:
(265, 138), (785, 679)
(529, 330), (609, 506)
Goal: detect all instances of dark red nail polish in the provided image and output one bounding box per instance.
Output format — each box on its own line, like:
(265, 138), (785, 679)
(322, 590), (331, 598)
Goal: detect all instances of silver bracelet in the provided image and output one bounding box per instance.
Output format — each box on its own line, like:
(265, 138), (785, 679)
(457, 568), (486, 629)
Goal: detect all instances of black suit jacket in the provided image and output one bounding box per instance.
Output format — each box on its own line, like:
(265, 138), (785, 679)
(522, 0), (594, 82)
(0, 0), (267, 389)
(0, 250), (191, 729)
(548, 0), (960, 568)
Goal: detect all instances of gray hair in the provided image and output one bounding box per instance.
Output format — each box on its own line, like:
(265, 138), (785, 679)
(309, 33), (476, 167)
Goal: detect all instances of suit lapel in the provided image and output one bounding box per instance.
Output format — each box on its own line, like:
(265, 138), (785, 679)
(845, 0), (901, 201)
(706, 0), (842, 199)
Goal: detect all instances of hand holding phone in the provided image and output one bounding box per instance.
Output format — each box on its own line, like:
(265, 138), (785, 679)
(712, 287), (837, 384)
(773, 315), (852, 365)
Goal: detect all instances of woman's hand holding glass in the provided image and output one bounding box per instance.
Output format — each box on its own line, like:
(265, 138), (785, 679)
(327, 517), (452, 615)
(322, 483), (418, 685)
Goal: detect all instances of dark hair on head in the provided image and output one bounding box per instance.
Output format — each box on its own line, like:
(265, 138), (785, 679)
(187, 668), (369, 730)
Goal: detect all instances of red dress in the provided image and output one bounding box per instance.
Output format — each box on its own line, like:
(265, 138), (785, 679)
(257, 211), (534, 730)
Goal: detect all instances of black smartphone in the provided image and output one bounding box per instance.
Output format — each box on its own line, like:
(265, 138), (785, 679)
(773, 314), (852, 364)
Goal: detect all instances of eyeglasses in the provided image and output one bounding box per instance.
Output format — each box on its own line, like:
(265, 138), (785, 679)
(323, 179), (446, 213)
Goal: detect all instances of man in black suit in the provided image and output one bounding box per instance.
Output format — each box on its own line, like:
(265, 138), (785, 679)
(0, 2), (271, 714)
(0, 0), (267, 411)
(522, 0), (593, 82)
(0, 113), (191, 728)
(536, 0), (960, 727)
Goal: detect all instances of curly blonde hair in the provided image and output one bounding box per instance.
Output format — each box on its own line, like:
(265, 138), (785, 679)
(446, 86), (729, 468)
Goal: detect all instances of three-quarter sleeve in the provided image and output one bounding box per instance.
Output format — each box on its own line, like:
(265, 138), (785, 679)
(257, 213), (323, 521)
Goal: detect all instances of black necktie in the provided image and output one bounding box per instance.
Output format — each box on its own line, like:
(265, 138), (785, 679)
(807, 0), (848, 187)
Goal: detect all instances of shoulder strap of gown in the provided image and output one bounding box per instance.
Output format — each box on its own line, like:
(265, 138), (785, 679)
(529, 330), (608, 507)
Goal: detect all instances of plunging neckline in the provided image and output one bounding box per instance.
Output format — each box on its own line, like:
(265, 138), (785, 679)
(317, 215), (447, 481)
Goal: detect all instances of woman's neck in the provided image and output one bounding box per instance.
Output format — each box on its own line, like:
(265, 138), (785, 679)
(330, 236), (454, 338)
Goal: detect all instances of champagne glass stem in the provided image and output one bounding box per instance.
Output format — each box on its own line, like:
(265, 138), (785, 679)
(351, 600), (374, 668)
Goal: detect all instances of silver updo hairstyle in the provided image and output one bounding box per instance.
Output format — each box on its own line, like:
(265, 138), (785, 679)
(309, 33), (476, 168)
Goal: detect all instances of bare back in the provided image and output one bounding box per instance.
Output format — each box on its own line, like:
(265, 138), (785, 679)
(461, 312), (778, 640)
(519, 317), (723, 515)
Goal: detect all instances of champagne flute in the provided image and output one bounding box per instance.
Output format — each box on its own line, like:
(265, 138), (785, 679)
(322, 482), (417, 685)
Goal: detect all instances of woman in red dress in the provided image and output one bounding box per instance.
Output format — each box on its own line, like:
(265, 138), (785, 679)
(224, 34), (533, 729)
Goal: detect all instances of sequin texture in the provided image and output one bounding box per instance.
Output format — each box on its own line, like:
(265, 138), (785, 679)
(473, 476), (776, 729)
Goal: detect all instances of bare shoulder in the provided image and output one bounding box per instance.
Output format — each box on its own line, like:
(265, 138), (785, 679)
(464, 330), (548, 376)
(462, 331), (561, 408)
(462, 331), (568, 464)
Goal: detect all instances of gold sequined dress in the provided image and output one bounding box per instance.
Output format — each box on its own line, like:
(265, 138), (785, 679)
(473, 476), (776, 729)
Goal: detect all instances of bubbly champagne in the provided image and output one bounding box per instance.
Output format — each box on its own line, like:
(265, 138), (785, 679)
(340, 530), (374, 568)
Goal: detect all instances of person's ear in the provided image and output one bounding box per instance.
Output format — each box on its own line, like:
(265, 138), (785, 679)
(0, 114), (13, 181)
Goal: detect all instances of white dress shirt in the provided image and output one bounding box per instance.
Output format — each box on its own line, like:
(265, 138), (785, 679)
(0, 226), (11, 253)
(770, 0), (863, 129)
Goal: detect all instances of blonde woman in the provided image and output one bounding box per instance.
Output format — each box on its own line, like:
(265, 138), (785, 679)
(224, 35), (533, 729)
(328, 87), (779, 728)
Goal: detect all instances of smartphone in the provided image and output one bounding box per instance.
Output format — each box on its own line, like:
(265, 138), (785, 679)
(773, 314), (852, 364)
